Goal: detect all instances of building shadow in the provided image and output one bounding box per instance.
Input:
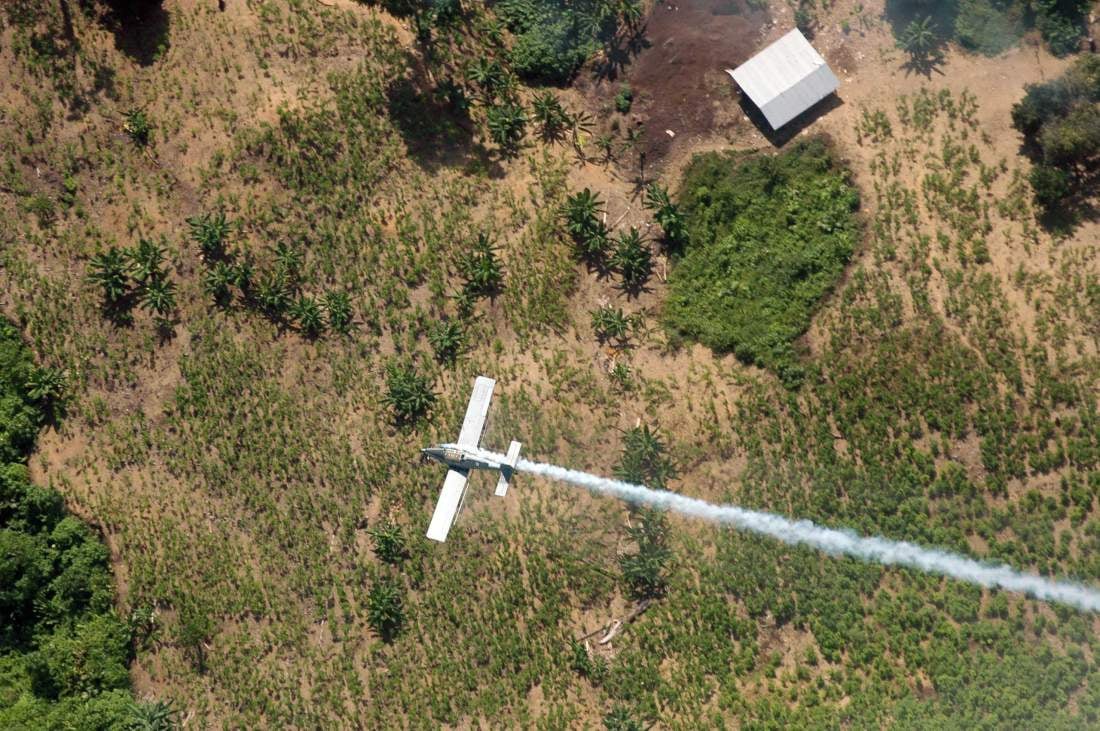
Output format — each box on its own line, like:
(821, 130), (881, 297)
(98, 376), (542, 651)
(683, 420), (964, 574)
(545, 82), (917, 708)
(100, 0), (170, 66)
(737, 92), (843, 147)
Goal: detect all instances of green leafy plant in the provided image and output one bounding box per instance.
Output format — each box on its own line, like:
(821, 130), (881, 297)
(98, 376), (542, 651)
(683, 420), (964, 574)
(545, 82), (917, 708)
(428, 319), (465, 364)
(367, 578), (404, 640)
(187, 211), (231, 261)
(382, 361), (436, 425)
(486, 102), (528, 153)
(291, 295), (325, 338)
(614, 84), (633, 114)
(590, 306), (630, 344)
(612, 227), (652, 292)
(123, 108), (152, 146)
(459, 232), (504, 297)
(87, 248), (132, 310)
(322, 291), (353, 334)
(368, 521), (408, 564)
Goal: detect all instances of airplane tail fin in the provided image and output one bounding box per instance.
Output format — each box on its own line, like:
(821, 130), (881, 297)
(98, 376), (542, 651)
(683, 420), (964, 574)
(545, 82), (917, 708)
(494, 441), (522, 497)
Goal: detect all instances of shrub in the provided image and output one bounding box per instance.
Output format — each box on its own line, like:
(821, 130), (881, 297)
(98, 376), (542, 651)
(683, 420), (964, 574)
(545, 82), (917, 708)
(382, 362), (435, 425)
(123, 109), (151, 146)
(954, 0), (1023, 55)
(666, 140), (858, 386)
(1029, 165), (1071, 209)
(367, 578), (404, 640)
(614, 84), (633, 114)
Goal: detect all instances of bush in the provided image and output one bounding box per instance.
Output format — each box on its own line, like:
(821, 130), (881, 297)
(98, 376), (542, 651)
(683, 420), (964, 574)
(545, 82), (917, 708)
(496, 0), (621, 84)
(614, 84), (633, 114)
(383, 362), (436, 425)
(666, 140), (859, 386)
(1029, 164), (1071, 209)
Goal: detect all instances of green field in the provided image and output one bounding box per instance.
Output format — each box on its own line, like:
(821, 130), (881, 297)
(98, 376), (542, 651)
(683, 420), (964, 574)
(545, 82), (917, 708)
(2, 1), (1100, 729)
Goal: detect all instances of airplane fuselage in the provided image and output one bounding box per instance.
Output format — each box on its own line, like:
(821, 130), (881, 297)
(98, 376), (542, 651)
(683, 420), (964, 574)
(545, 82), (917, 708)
(422, 444), (507, 474)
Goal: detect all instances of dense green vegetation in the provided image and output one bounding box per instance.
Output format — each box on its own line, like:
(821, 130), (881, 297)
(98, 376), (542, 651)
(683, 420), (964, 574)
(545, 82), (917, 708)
(491, 0), (642, 83)
(1011, 55), (1100, 214)
(666, 139), (860, 386)
(887, 0), (1090, 59)
(0, 319), (152, 728)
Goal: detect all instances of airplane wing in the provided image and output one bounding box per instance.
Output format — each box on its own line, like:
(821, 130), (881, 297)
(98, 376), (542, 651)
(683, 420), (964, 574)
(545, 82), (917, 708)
(456, 376), (495, 448)
(426, 469), (470, 542)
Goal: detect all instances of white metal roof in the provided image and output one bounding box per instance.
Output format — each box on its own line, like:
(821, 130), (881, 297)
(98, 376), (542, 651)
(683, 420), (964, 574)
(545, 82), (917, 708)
(727, 28), (839, 130)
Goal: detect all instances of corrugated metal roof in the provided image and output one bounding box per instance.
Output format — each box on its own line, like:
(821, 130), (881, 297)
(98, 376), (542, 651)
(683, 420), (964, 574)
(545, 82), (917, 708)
(727, 28), (839, 130)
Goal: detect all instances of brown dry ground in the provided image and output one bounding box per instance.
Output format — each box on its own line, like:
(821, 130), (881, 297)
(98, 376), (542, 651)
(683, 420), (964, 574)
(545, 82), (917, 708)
(2, 0), (1099, 725)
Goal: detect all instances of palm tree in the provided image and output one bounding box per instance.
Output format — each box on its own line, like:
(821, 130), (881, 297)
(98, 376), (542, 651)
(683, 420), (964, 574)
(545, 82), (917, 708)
(531, 91), (568, 142)
(590, 306), (630, 343)
(273, 241), (302, 284)
(322, 290), (353, 334)
(87, 247), (132, 306)
(187, 211), (231, 260)
(203, 261), (235, 307)
(428, 319), (465, 363)
(139, 277), (176, 318)
(486, 102), (527, 153)
(127, 238), (166, 284)
(367, 578), (404, 640)
(900, 16), (937, 58)
(460, 232), (503, 297)
(383, 361), (436, 424)
(612, 227), (652, 291)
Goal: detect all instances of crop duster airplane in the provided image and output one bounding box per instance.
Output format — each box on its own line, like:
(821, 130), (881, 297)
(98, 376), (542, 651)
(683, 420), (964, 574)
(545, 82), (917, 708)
(422, 376), (521, 542)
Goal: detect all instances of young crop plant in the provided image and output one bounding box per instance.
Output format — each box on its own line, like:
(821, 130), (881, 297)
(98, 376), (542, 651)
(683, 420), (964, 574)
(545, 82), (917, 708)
(187, 211), (231, 261)
(667, 139), (859, 386)
(368, 521), (409, 564)
(138, 276), (178, 333)
(367, 578), (404, 641)
(203, 261), (236, 308)
(383, 361), (436, 425)
(531, 90), (569, 142)
(123, 108), (152, 147)
(618, 509), (672, 599)
(615, 423), (676, 489)
(612, 227), (652, 293)
(87, 247), (133, 314)
(590, 305), (630, 344)
(614, 83), (634, 114)
(127, 239), (167, 285)
(291, 295), (325, 338)
(459, 233), (504, 297)
(322, 291), (353, 334)
(486, 102), (528, 154)
(428, 319), (465, 364)
(563, 188), (612, 260)
(644, 182), (687, 251)
(603, 704), (645, 731)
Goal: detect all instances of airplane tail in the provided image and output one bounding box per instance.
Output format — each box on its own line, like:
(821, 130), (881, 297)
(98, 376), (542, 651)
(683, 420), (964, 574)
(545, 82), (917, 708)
(494, 440), (522, 497)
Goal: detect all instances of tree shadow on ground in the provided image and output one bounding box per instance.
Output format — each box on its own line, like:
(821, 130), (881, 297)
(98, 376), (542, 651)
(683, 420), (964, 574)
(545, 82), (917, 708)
(737, 93), (844, 148)
(591, 26), (652, 82)
(99, 0), (169, 67)
(386, 76), (503, 178)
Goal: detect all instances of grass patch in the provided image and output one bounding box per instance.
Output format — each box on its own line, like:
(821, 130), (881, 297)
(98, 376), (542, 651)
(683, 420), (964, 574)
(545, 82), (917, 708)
(666, 139), (860, 386)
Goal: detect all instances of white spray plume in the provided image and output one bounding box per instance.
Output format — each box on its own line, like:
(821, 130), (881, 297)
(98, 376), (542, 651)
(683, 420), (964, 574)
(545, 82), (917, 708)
(514, 458), (1100, 613)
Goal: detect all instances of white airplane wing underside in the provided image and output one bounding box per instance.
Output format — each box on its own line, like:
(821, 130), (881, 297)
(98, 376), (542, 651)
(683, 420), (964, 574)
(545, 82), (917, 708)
(456, 376), (495, 448)
(426, 468), (470, 542)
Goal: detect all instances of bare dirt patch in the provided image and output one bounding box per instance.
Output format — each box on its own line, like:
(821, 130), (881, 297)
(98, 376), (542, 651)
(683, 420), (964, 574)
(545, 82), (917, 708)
(576, 0), (769, 168)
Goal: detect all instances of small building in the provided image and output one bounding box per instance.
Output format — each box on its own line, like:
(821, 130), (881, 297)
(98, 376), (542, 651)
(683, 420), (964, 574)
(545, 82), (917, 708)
(726, 29), (840, 131)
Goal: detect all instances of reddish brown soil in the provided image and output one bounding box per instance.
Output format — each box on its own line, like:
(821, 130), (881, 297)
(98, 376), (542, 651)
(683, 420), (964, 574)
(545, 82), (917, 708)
(577, 0), (768, 168)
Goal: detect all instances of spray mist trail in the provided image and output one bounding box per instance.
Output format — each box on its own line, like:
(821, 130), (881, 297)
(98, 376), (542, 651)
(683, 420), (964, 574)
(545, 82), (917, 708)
(516, 458), (1100, 613)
